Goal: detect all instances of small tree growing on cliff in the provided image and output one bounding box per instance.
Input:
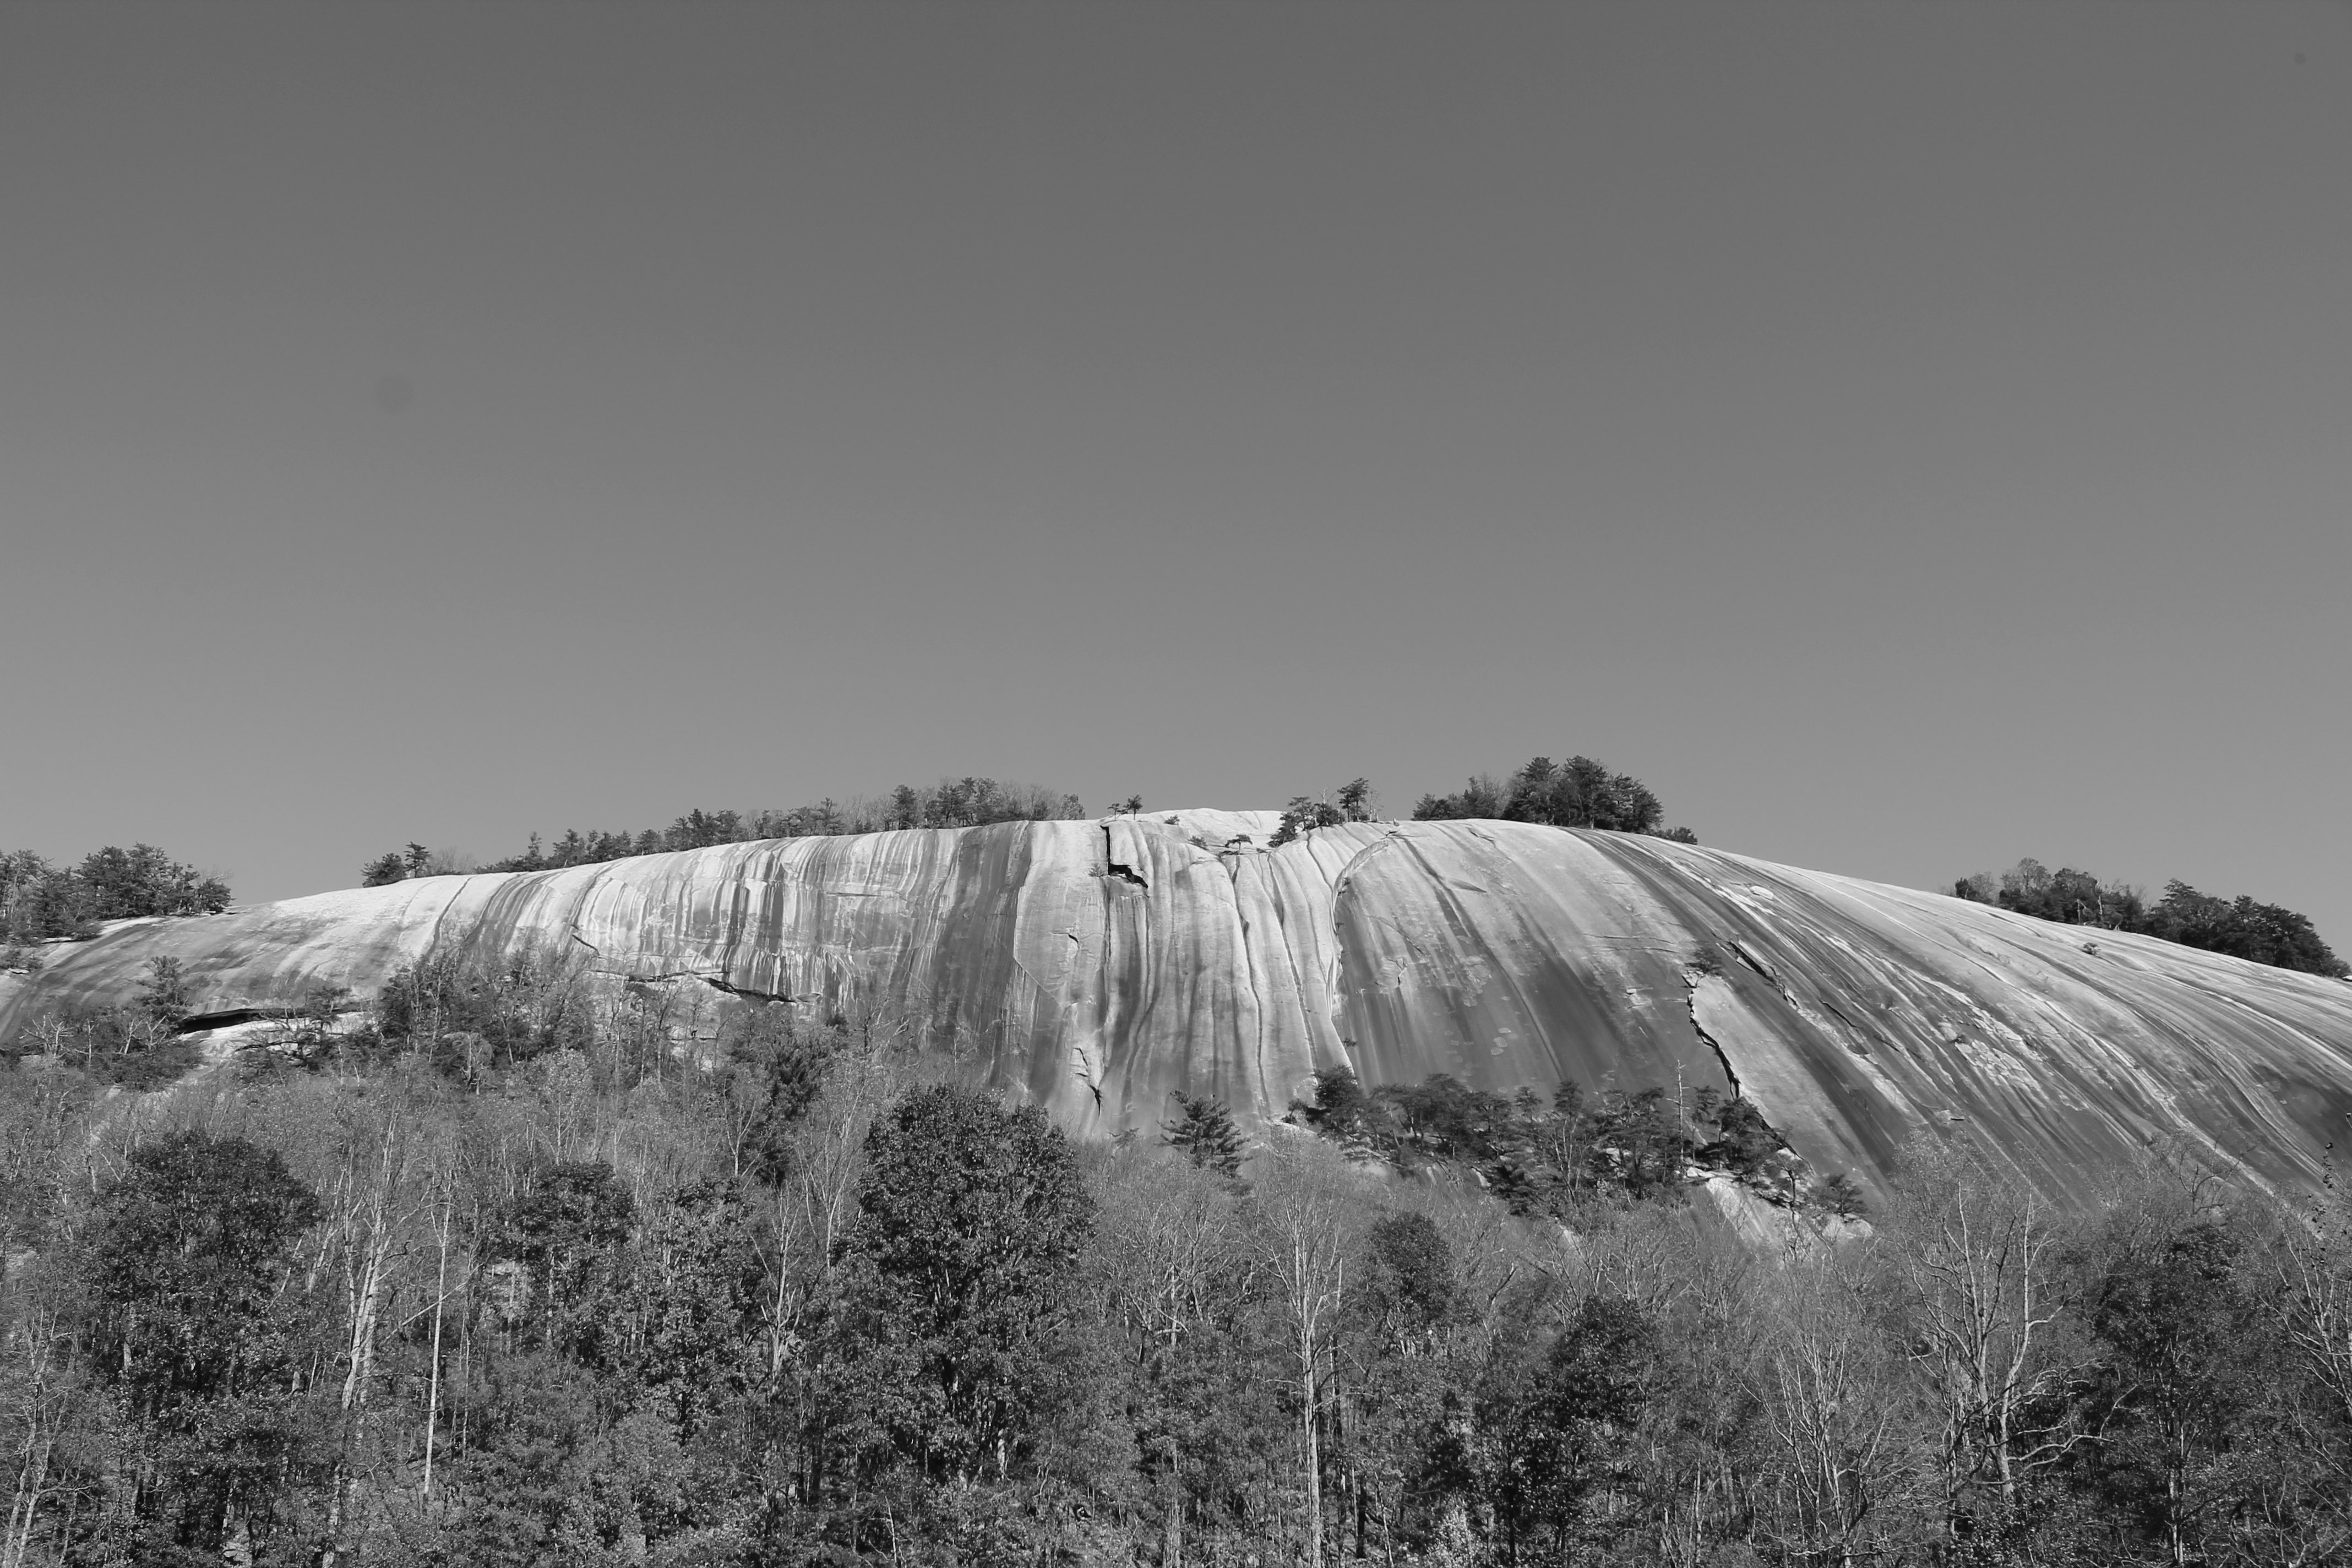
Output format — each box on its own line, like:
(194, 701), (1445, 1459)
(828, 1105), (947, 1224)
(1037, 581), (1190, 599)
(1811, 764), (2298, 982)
(135, 955), (190, 1030)
(1270, 797), (1346, 848)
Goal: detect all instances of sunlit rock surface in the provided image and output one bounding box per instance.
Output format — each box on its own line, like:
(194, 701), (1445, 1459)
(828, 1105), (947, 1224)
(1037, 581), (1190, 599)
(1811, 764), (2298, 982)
(7, 812), (2349, 1207)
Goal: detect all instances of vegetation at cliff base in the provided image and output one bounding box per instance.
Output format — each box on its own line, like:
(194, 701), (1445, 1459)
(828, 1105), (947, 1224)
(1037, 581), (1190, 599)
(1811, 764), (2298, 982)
(5, 968), (2351, 1566)
(1287, 1065), (1837, 1217)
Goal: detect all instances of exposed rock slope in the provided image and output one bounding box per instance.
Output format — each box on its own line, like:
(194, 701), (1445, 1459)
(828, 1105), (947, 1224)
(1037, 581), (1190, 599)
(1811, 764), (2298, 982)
(7, 812), (2349, 1207)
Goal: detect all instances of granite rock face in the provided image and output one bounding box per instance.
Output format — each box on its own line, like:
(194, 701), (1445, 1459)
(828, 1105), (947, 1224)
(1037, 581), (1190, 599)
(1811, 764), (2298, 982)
(7, 811), (2349, 1207)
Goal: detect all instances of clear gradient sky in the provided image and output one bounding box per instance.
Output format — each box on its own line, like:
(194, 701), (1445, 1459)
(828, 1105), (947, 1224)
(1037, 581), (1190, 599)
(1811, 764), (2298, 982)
(3, 2), (2347, 946)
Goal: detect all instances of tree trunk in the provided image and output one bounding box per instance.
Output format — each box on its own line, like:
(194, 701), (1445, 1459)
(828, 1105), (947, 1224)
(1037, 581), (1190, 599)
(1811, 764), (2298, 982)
(423, 1201), (451, 1509)
(4, 1432), (54, 1568)
(1161, 1466), (1182, 1568)
(1302, 1342), (1322, 1568)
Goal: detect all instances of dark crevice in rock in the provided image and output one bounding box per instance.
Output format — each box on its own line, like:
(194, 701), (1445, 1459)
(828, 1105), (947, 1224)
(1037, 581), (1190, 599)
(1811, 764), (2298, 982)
(177, 1004), (301, 1034)
(1686, 988), (1744, 1102)
(1329, 827), (1407, 901)
(623, 970), (793, 1005)
(1727, 940), (1782, 989)
(1326, 829), (1411, 984)
(1072, 1047), (1104, 1109)
(700, 974), (792, 1004)
(1101, 827), (1149, 889)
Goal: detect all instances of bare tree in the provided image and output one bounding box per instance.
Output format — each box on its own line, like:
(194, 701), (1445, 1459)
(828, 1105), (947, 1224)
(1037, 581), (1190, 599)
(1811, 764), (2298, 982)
(1250, 1138), (1364, 1568)
(1751, 1244), (1931, 1568)
(313, 1107), (435, 1568)
(1, 1109), (85, 1568)
(749, 1030), (909, 1391)
(1091, 1152), (1253, 1568)
(2277, 1176), (2352, 1433)
(1883, 1142), (2090, 1549)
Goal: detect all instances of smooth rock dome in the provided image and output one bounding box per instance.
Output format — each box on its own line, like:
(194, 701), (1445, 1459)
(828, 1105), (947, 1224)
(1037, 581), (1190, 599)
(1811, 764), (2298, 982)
(8, 810), (2349, 1208)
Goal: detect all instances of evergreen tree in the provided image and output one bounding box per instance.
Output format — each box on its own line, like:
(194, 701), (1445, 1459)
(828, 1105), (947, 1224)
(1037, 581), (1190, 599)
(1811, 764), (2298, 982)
(1468, 1293), (1662, 1561)
(1291, 1064), (1380, 1141)
(74, 843), (230, 920)
(1359, 1211), (1456, 1341)
(1269, 795), (1346, 848)
(1411, 753), (1686, 838)
(1164, 1091), (1245, 1176)
(821, 1084), (1095, 1487)
(1953, 860), (2347, 977)
(134, 954), (190, 1029)
(2069, 1214), (2268, 1561)
(86, 1131), (325, 1559)
(484, 1162), (636, 1365)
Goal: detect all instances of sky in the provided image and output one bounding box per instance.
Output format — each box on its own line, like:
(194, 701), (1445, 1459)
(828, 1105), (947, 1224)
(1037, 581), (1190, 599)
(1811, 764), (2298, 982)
(3, 1), (2347, 946)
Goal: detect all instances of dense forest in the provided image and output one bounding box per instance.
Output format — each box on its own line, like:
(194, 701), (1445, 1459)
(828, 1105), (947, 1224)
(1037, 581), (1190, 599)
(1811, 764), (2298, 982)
(0, 845), (230, 947)
(4, 959), (2350, 1566)
(1957, 858), (2348, 978)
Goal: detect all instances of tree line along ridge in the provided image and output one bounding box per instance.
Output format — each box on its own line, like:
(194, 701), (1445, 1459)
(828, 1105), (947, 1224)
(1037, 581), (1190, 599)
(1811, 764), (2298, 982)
(0, 845), (230, 948)
(361, 776), (1090, 884)
(1954, 856), (2346, 978)
(7, 752), (2339, 989)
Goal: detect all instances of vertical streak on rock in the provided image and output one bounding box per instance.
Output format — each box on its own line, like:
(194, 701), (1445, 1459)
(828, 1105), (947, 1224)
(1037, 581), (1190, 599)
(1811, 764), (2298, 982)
(11, 818), (2352, 1208)
(1256, 834), (1348, 1087)
(1228, 849), (1331, 1124)
(717, 847), (752, 995)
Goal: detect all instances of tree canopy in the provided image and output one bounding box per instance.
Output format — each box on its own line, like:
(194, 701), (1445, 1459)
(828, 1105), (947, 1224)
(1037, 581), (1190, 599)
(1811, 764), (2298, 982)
(823, 1083), (1095, 1488)
(360, 777), (1090, 885)
(6, 987), (2352, 1565)
(1412, 754), (1698, 842)
(1, 843), (230, 944)
(1956, 857), (2347, 978)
